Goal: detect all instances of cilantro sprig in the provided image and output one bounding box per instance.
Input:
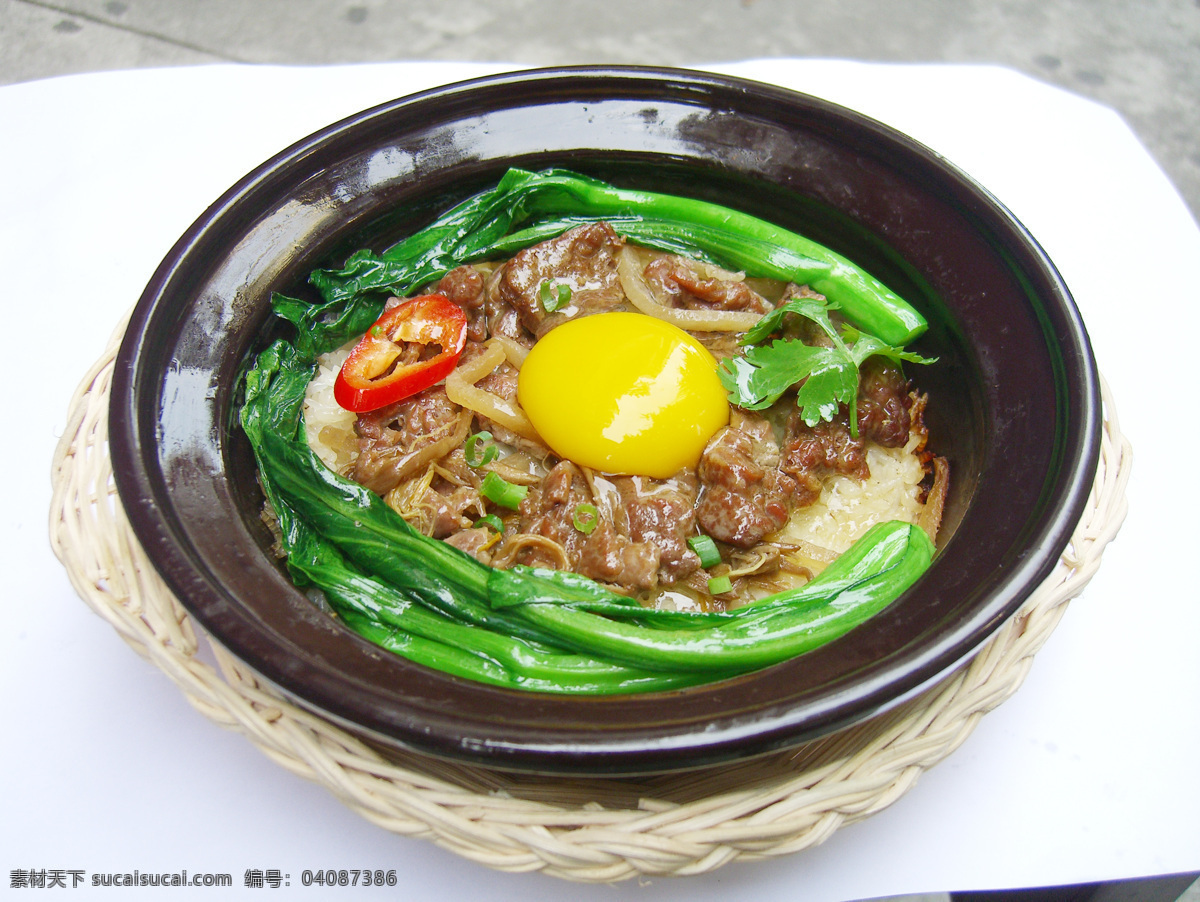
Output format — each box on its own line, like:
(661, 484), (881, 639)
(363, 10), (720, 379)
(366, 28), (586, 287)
(718, 295), (936, 436)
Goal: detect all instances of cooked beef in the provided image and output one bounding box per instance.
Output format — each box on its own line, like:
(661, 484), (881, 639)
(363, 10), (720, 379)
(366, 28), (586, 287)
(443, 526), (494, 563)
(517, 461), (661, 590)
(689, 329), (744, 361)
(491, 222), (628, 338)
(434, 263), (533, 348)
(424, 264), (531, 348)
(435, 266), (487, 341)
(351, 386), (470, 495)
(415, 452), (487, 538)
(856, 356), (912, 447)
(609, 472), (702, 583)
(643, 255), (774, 314)
(779, 358), (912, 490)
(781, 410), (869, 485)
(696, 412), (799, 548)
(419, 483), (482, 538)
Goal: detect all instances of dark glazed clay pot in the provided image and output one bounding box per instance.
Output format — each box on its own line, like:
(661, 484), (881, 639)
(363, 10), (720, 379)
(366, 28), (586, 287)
(109, 66), (1101, 775)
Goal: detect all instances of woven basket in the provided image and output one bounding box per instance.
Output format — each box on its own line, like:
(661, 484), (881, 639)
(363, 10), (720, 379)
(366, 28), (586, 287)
(50, 314), (1132, 883)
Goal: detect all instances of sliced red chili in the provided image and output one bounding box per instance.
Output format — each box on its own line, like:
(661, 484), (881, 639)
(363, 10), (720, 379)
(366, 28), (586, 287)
(333, 293), (468, 413)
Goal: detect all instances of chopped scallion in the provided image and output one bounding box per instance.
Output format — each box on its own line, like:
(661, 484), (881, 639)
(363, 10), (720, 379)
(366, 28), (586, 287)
(464, 430), (498, 468)
(707, 575), (733, 595)
(687, 534), (722, 569)
(572, 503), (599, 534)
(539, 280), (572, 312)
(480, 471), (528, 510)
(473, 514), (505, 533)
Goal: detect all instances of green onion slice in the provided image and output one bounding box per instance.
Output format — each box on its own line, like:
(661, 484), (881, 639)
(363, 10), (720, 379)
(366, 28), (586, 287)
(687, 534), (722, 569)
(539, 280), (572, 312)
(481, 471), (528, 509)
(464, 431), (498, 468)
(707, 575), (733, 595)
(572, 503), (599, 534)
(473, 514), (505, 533)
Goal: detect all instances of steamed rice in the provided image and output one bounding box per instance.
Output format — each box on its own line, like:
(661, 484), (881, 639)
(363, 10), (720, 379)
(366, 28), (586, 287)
(779, 434), (928, 556)
(304, 346), (357, 472)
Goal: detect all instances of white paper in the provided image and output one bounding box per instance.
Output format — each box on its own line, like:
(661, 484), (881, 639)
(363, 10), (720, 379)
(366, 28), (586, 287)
(2, 60), (1197, 900)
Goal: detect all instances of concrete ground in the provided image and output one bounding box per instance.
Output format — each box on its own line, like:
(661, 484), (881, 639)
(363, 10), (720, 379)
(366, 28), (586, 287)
(2, 0), (1199, 223)
(3, 2), (1198, 900)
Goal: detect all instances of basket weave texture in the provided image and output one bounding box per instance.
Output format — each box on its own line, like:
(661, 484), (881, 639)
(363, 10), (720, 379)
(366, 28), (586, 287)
(50, 316), (1132, 883)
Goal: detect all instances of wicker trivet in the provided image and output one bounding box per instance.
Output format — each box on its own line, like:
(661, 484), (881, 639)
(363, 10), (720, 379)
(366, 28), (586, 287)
(50, 315), (1131, 883)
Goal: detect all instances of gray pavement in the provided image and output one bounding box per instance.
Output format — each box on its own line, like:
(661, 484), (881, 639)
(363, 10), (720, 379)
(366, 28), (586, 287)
(3, 0), (1199, 223)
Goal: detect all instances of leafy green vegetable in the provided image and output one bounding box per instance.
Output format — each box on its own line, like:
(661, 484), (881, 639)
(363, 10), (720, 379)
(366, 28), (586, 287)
(718, 294), (936, 435)
(249, 412), (727, 692)
(302, 167), (928, 346)
(259, 426), (934, 674)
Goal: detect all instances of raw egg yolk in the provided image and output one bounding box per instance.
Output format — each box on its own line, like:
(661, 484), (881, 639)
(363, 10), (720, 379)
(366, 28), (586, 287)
(517, 312), (730, 479)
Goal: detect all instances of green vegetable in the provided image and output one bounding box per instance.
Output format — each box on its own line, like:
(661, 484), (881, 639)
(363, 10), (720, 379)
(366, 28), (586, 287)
(489, 215), (828, 279)
(297, 515), (717, 694)
(480, 471), (527, 509)
(259, 427), (934, 674)
(539, 280), (572, 312)
(303, 167), (928, 347)
(707, 575), (734, 595)
(572, 503), (599, 535)
(464, 430), (498, 467)
(474, 514), (504, 533)
(687, 535), (722, 569)
(719, 293), (936, 436)
(244, 403), (719, 692)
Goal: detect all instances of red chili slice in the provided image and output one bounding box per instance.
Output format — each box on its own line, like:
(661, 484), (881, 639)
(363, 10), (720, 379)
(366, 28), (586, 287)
(333, 294), (468, 413)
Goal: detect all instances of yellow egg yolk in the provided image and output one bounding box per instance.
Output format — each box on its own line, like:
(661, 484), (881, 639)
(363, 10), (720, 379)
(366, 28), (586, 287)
(517, 312), (730, 479)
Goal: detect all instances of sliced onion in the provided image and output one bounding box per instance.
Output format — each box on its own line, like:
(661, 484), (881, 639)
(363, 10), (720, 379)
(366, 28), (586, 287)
(445, 340), (540, 442)
(616, 246), (763, 333)
(490, 334), (529, 367)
